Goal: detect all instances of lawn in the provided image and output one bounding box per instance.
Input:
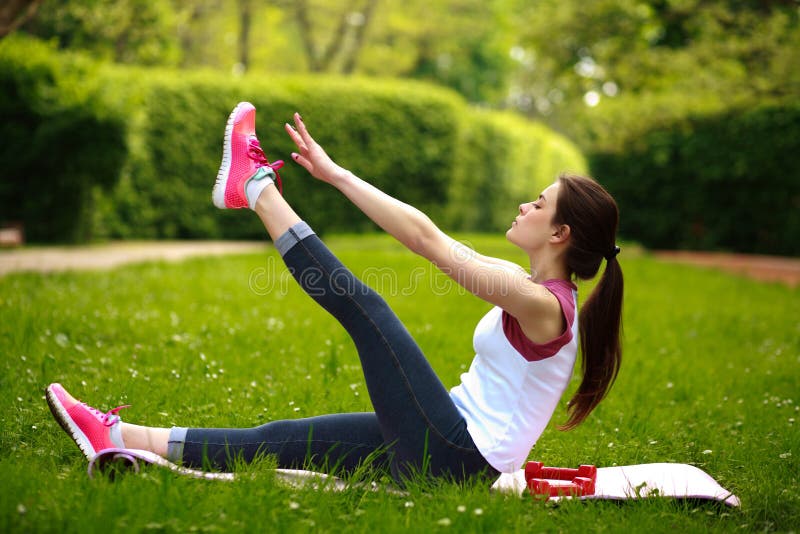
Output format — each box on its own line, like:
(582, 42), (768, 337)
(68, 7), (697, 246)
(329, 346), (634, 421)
(1, 234), (798, 532)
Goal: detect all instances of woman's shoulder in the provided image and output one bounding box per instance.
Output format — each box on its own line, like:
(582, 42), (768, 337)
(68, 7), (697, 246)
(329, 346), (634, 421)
(540, 279), (577, 303)
(501, 279), (576, 360)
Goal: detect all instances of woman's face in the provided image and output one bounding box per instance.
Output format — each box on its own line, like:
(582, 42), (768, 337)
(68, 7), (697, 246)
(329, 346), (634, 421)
(506, 182), (561, 252)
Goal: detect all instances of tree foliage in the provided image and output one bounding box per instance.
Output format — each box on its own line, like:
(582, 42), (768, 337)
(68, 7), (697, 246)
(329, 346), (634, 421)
(5, 2), (799, 253)
(507, 0), (800, 136)
(17, 0), (514, 103)
(12, 0), (798, 129)
(21, 0), (181, 65)
(8, 0), (798, 148)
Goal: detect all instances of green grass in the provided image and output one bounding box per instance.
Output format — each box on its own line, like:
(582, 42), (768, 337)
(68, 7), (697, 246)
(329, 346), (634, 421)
(1, 234), (798, 532)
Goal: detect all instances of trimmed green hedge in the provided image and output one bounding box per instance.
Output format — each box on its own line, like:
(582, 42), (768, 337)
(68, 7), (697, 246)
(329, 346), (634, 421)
(0, 37), (126, 242)
(4, 36), (796, 255)
(124, 75), (465, 239)
(587, 101), (800, 255)
(0, 36), (586, 242)
(449, 110), (586, 232)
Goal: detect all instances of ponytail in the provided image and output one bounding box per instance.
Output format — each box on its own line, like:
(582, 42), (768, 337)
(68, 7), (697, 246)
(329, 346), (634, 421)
(560, 255), (623, 430)
(553, 174), (624, 430)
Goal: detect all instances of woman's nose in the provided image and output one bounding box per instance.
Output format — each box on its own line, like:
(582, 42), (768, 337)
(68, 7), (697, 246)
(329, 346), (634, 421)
(519, 204), (526, 214)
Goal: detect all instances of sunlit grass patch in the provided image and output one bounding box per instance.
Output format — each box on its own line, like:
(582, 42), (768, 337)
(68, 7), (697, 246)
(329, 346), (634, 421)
(1, 234), (797, 532)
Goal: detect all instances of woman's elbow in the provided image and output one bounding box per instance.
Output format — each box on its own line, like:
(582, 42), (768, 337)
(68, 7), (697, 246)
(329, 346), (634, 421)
(406, 232), (429, 257)
(407, 214), (438, 257)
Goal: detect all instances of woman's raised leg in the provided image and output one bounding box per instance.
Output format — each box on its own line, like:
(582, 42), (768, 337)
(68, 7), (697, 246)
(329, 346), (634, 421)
(272, 223), (494, 482)
(211, 102), (495, 482)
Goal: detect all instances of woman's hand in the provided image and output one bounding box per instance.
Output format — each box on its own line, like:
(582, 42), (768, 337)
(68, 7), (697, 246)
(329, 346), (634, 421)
(285, 112), (348, 186)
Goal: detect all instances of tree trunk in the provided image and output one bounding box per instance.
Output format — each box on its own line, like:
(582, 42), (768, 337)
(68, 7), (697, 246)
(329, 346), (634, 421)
(294, 0), (320, 71)
(238, 0), (252, 72)
(178, 0), (221, 68)
(341, 0), (379, 74)
(0, 0), (42, 39)
(318, 5), (353, 71)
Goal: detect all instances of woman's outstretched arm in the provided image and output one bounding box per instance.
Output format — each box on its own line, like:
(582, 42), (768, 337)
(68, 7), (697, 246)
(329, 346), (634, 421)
(285, 113), (558, 324)
(285, 113), (436, 254)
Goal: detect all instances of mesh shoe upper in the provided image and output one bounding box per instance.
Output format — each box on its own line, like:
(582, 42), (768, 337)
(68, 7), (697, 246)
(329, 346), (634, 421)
(214, 102), (284, 209)
(46, 383), (128, 460)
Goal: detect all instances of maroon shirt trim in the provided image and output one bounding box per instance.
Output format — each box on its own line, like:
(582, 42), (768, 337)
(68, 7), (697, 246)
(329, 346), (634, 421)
(501, 279), (577, 362)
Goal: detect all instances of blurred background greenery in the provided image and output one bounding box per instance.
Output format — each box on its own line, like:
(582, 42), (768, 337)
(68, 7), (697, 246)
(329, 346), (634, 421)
(1, 0), (798, 253)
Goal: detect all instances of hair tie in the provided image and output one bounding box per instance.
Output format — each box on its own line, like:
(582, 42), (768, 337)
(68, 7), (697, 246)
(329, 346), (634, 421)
(605, 245), (620, 261)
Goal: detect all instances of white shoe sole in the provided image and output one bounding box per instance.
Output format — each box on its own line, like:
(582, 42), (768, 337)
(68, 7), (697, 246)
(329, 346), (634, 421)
(212, 102), (252, 209)
(46, 385), (96, 461)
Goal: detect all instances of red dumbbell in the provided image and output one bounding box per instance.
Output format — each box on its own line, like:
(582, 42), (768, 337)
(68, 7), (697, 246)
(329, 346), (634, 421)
(524, 461), (598, 501)
(528, 477), (596, 501)
(525, 461), (597, 483)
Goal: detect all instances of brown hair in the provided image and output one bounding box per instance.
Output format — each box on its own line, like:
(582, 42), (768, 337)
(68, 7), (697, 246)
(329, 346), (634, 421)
(553, 173), (623, 430)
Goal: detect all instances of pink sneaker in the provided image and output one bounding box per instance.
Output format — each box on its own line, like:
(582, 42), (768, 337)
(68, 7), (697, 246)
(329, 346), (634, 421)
(46, 383), (129, 460)
(212, 101), (284, 209)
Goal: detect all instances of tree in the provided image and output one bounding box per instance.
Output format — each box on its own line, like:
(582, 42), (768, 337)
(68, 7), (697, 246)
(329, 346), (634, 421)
(0, 0), (42, 39)
(503, 0), (800, 135)
(256, 0), (511, 101)
(22, 0), (181, 65)
(16, 0), (513, 103)
(341, 0), (377, 74)
(353, 0), (513, 102)
(176, 0), (223, 69)
(238, 0), (252, 71)
(291, 0), (379, 73)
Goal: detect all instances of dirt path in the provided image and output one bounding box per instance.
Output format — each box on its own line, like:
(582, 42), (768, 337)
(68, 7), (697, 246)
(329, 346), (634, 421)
(0, 241), (267, 276)
(653, 250), (800, 287)
(1, 241), (797, 287)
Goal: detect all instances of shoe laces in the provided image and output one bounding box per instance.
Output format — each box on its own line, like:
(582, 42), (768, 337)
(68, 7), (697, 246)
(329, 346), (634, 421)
(85, 403), (131, 427)
(248, 137), (284, 194)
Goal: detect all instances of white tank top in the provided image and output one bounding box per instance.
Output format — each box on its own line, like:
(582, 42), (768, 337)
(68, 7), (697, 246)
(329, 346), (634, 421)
(449, 279), (578, 473)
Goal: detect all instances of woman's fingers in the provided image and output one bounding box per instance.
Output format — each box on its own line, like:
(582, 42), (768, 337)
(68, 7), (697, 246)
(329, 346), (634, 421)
(285, 112), (342, 183)
(285, 112), (315, 158)
(293, 112), (314, 146)
(291, 152), (312, 170)
(284, 122), (307, 152)
(285, 118), (314, 172)
(285, 120), (313, 169)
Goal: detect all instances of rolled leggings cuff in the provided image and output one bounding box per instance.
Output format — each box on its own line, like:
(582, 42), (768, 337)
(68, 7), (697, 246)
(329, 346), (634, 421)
(275, 221), (316, 257)
(167, 427), (188, 464)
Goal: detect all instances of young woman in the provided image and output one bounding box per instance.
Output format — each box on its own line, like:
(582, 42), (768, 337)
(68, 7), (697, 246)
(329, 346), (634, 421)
(46, 102), (623, 484)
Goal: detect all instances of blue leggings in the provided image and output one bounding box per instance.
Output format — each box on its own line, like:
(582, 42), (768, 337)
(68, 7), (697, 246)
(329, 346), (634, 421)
(171, 222), (498, 484)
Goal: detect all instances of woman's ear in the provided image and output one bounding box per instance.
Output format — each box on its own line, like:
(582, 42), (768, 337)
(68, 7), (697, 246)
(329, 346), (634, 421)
(551, 224), (571, 244)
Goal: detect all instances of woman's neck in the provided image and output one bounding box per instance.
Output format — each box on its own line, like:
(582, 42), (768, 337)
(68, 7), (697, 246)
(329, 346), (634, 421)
(528, 251), (570, 283)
